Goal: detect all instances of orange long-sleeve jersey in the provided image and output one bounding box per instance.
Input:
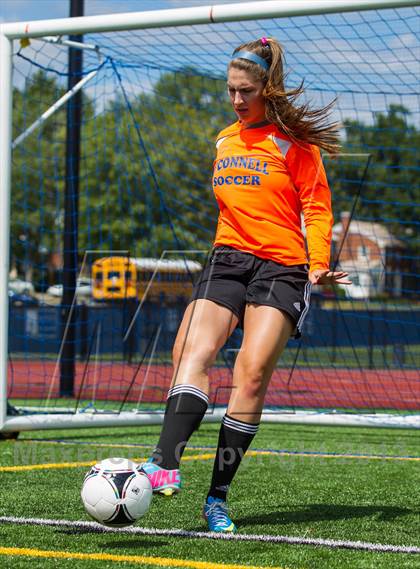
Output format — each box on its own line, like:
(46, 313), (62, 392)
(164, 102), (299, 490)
(212, 121), (333, 271)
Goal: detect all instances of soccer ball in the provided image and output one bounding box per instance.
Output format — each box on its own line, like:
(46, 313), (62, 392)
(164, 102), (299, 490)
(81, 458), (153, 527)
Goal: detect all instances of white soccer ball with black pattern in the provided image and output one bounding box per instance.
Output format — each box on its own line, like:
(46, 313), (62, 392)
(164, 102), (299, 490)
(81, 458), (153, 527)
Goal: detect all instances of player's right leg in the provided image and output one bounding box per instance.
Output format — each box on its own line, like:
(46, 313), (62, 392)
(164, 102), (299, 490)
(142, 299), (238, 495)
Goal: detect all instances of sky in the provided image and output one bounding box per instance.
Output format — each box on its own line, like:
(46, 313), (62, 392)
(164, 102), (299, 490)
(1, 0), (418, 126)
(0, 0), (244, 23)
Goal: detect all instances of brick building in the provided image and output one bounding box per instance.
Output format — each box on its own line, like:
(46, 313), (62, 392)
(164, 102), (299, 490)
(332, 212), (405, 298)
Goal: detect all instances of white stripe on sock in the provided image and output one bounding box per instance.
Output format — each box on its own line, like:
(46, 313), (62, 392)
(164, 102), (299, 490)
(167, 384), (209, 405)
(223, 415), (259, 435)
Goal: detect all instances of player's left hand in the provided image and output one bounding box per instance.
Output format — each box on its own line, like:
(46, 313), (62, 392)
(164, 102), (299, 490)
(309, 269), (352, 285)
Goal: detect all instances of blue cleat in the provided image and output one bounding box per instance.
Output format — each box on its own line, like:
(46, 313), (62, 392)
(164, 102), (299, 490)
(140, 461), (181, 496)
(203, 496), (237, 533)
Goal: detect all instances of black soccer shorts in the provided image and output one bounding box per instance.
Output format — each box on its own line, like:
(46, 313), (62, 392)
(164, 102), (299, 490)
(191, 245), (312, 337)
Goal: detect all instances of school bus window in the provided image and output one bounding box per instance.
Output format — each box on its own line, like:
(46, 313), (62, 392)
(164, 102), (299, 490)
(108, 271), (120, 279)
(125, 271), (132, 280)
(141, 271), (154, 282)
(95, 271), (103, 281)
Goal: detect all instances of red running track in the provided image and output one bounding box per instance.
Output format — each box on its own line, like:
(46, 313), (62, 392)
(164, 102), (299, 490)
(7, 361), (420, 410)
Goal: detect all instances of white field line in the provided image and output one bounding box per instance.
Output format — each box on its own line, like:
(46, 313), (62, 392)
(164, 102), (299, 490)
(0, 516), (419, 555)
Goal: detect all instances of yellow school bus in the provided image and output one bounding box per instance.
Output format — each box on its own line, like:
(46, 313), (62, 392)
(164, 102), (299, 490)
(91, 256), (202, 301)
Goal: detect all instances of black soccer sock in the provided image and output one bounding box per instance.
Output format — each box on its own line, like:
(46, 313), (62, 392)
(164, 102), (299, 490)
(207, 414), (259, 502)
(151, 384), (208, 470)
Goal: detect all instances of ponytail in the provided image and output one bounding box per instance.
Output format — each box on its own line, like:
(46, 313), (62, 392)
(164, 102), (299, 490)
(230, 38), (340, 155)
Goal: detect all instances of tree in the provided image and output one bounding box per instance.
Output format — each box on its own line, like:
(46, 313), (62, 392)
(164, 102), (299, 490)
(329, 104), (419, 245)
(78, 68), (231, 258)
(11, 71), (67, 281)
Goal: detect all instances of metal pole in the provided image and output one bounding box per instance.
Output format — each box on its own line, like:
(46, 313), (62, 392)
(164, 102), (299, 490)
(2, 409), (419, 432)
(0, 31), (13, 428)
(12, 67), (99, 150)
(60, 0), (84, 397)
(2, 0), (419, 39)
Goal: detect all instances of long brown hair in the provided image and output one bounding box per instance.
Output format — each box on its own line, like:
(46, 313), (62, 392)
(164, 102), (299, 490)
(230, 38), (340, 155)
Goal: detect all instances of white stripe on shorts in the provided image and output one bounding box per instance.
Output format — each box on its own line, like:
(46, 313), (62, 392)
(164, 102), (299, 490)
(296, 281), (312, 334)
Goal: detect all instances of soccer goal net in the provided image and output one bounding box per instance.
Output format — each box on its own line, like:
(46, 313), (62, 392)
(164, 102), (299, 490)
(1, 0), (419, 434)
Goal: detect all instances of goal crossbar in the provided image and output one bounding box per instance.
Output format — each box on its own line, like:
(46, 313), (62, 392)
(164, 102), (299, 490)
(1, 0), (418, 39)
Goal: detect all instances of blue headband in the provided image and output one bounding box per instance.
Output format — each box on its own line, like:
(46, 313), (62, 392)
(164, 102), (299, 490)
(231, 50), (269, 71)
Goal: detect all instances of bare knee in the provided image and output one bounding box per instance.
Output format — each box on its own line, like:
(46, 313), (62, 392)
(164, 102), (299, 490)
(172, 336), (218, 371)
(240, 376), (266, 401)
(235, 359), (270, 400)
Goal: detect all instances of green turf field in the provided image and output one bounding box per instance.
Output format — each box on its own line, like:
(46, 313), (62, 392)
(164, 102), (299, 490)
(0, 423), (419, 568)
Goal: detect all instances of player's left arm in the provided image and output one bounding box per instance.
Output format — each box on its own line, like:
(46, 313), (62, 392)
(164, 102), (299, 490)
(286, 143), (351, 286)
(308, 268), (351, 285)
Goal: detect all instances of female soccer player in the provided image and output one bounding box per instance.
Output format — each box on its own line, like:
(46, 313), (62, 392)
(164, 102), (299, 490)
(142, 37), (350, 533)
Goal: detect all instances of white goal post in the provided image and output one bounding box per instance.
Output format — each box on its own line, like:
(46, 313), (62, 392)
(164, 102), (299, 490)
(1, 0), (419, 433)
